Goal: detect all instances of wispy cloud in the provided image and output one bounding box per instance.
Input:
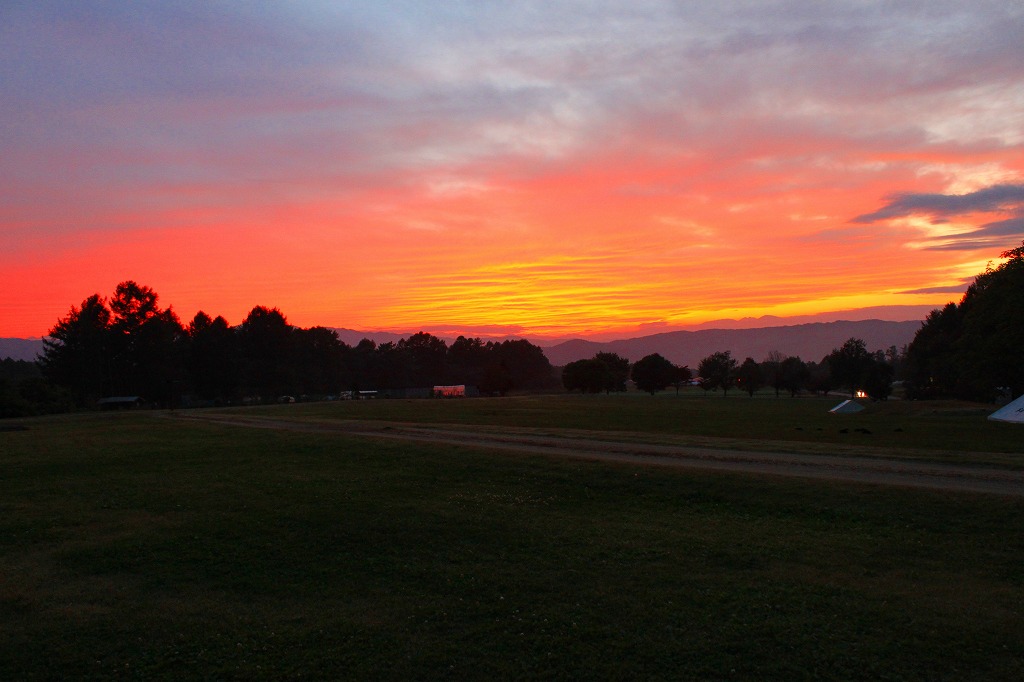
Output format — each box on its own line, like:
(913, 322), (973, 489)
(852, 184), (1024, 223)
(852, 184), (1024, 250)
(897, 285), (969, 295)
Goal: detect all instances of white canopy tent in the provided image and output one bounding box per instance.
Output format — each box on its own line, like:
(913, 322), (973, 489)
(988, 394), (1024, 423)
(829, 399), (864, 414)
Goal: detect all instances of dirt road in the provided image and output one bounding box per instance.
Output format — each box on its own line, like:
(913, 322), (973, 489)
(170, 412), (1024, 497)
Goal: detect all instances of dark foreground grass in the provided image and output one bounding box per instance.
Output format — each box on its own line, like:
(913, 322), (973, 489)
(2, 411), (1023, 680)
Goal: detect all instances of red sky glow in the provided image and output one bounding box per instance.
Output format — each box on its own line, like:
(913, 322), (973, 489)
(2, 2), (1023, 340)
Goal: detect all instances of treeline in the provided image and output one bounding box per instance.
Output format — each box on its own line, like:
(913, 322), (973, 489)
(903, 243), (1024, 401)
(0, 358), (73, 418)
(564, 338), (900, 399)
(562, 242), (1024, 401)
(37, 281), (555, 409)
(9, 243), (1020, 415)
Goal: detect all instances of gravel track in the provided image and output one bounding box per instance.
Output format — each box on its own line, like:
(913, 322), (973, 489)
(169, 412), (1024, 497)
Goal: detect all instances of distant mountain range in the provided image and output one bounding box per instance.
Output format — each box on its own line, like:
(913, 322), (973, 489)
(539, 319), (922, 368)
(2, 319), (921, 367)
(0, 338), (45, 362)
(330, 328), (412, 347)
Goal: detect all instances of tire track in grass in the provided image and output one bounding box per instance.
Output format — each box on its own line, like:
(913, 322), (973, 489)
(167, 412), (1024, 497)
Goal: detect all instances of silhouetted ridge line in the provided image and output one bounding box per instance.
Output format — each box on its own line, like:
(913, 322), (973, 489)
(541, 320), (921, 368)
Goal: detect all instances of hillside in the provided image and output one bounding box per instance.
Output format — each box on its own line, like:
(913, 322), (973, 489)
(0, 338), (44, 362)
(542, 320), (922, 368)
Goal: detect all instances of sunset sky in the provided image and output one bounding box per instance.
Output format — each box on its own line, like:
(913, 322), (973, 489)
(3, 1), (1023, 340)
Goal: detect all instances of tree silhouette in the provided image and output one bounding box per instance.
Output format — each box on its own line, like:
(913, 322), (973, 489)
(346, 339), (378, 395)
(106, 281), (184, 403)
(40, 294), (112, 406)
(778, 356), (810, 397)
(594, 352), (630, 392)
(631, 353), (676, 394)
(863, 356), (894, 401)
(398, 332), (449, 387)
(561, 352), (630, 393)
(951, 243), (1024, 399)
(698, 351), (737, 396)
(562, 358), (610, 393)
(826, 338), (873, 398)
(186, 312), (239, 402)
(761, 350), (785, 397)
(293, 326), (347, 396)
(448, 336), (488, 386)
(238, 306), (293, 400)
(904, 304), (961, 398)
(479, 360), (513, 396)
(110, 281), (159, 333)
(490, 339), (553, 391)
(669, 364), (693, 395)
(735, 357), (763, 397)
(1, 358), (72, 417)
(806, 360), (833, 396)
(130, 307), (185, 406)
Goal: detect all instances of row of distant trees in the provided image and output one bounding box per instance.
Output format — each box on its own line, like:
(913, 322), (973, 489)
(0, 358), (74, 417)
(37, 281), (556, 408)
(6, 243), (1020, 415)
(563, 338), (900, 399)
(561, 241), (1024, 402)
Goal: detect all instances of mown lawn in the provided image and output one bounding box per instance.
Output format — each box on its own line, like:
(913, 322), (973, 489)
(2, 408), (1022, 680)
(235, 392), (1024, 461)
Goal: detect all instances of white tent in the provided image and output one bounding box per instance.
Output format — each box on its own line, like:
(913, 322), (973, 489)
(988, 394), (1024, 423)
(829, 399), (864, 414)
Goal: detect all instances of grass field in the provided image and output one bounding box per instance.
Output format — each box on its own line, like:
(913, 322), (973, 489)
(2, 396), (1023, 679)
(226, 392), (1024, 465)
